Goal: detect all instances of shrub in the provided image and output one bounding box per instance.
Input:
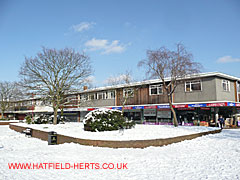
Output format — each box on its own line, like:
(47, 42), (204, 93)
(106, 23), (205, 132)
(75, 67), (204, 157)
(25, 115), (32, 124)
(34, 114), (49, 124)
(83, 108), (135, 132)
(48, 115), (65, 124)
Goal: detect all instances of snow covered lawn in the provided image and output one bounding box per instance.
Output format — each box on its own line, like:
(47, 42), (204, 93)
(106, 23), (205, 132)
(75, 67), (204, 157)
(0, 126), (239, 180)
(11, 122), (219, 140)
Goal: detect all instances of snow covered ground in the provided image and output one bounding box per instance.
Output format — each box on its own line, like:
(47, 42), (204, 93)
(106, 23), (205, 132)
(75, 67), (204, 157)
(11, 122), (219, 140)
(0, 125), (240, 180)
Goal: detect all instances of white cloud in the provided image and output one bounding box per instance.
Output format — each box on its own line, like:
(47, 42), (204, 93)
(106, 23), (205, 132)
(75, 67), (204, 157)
(85, 38), (127, 54)
(85, 38), (108, 51)
(71, 22), (95, 32)
(84, 75), (95, 83)
(217, 56), (240, 63)
(104, 74), (133, 85)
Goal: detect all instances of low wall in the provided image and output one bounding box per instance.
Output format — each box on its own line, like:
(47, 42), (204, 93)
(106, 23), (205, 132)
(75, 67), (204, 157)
(0, 121), (19, 126)
(9, 124), (222, 148)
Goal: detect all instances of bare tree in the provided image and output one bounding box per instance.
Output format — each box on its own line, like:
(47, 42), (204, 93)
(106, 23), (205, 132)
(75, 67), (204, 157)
(138, 43), (201, 127)
(104, 71), (134, 115)
(19, 47), (92, 124)
(0, 81), (22, 119)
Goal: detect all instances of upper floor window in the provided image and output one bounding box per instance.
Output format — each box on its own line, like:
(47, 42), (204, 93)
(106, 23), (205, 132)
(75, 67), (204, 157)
(97, 92), (106, 100)
(123, 88), (134, 97)
(88, 93), (96, 100)
(80, 94), (88, 101)
(222, 80), (230, 92)
(149, 84), (163, 95)
(107, 91), (115, 99)
(185, 80), (202, 92)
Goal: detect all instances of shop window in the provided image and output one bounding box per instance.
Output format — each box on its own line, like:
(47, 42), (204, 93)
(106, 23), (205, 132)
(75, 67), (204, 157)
(149, 84), (163, 95)
(222, 80), (230, 92)
(237, 82), (240, 93)
(185, 80), (202, 92)
(123, 88), (134, 97)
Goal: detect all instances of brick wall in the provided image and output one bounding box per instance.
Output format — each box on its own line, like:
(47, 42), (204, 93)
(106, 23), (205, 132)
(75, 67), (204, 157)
(9, 124), (222, 148)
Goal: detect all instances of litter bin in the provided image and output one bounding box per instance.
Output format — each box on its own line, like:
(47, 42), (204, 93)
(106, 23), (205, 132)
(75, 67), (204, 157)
(48, 131), (57, 145)
(23, 128), (32, 137)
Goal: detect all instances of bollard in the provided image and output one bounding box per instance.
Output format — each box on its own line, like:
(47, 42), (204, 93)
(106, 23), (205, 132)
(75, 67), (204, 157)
(48, 131), (57, 145)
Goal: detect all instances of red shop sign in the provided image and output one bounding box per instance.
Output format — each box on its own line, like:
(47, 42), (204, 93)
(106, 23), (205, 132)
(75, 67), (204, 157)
(236, 103), (240, 107)
(207, 103), (227, 107)
(173, 104), (188, 108)
(144, 106), (157, 109)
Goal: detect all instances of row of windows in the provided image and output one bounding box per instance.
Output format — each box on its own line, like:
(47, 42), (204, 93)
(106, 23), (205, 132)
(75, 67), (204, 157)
(149, 79), (231, 95)
(12, 79), (236, 107)
(79, 91), (116, 101)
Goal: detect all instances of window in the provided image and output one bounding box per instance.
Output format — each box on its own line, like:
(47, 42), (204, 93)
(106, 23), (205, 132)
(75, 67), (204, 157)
(238, 83), (240, 93)
(149, 84), (163, 95)
(107, 91), (115, 99)
(123, 88), (134, 97)
(88, 93), (95, 100)
(222, 80), (230, 92)
(80, 94), (88, 101)
(185, 80), (202, 92)
(97, 92), (106, 100)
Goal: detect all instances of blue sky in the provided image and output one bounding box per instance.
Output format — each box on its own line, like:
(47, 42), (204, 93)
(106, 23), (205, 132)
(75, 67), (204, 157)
(0, 0), (240, 86)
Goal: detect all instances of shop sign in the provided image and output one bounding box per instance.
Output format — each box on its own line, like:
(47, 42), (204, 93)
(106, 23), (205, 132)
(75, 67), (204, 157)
(173, 104), (188, 108)
(207, 103), (227, 107)
(132, 106), (144, 109)
(111, 107), (122, 110)
(200, 107), (211, 110)
(235, 103), (240, 107)
(144, 109), (156, 116)
(87, 108), (96, 111)
(157, 105), (170, 109)
(144, 106), (157, 109)
(188, 103), (206, 107)
(157, 110), (171, 118)
(227, 102), (235, 106)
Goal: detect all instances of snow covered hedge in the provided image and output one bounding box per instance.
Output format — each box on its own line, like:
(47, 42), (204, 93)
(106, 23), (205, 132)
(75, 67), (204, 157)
(83, 108), (135, 132)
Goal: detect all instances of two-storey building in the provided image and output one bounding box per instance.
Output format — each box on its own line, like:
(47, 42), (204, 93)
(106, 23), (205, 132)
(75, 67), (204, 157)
(5, 72), (240, 126)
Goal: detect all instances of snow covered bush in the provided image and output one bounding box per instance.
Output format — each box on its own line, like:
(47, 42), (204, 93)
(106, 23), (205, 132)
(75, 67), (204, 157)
(34, 114), (49, 124)
(83, 108), (135, 132)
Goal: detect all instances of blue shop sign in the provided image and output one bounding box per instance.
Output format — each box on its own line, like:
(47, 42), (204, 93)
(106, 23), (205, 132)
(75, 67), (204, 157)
(157, 105), (170, 109)
(112, 107), (122, 110)
(227, 102), (235, 106)
(188, 103), (206, 107)
(132, 106), (144, 109)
